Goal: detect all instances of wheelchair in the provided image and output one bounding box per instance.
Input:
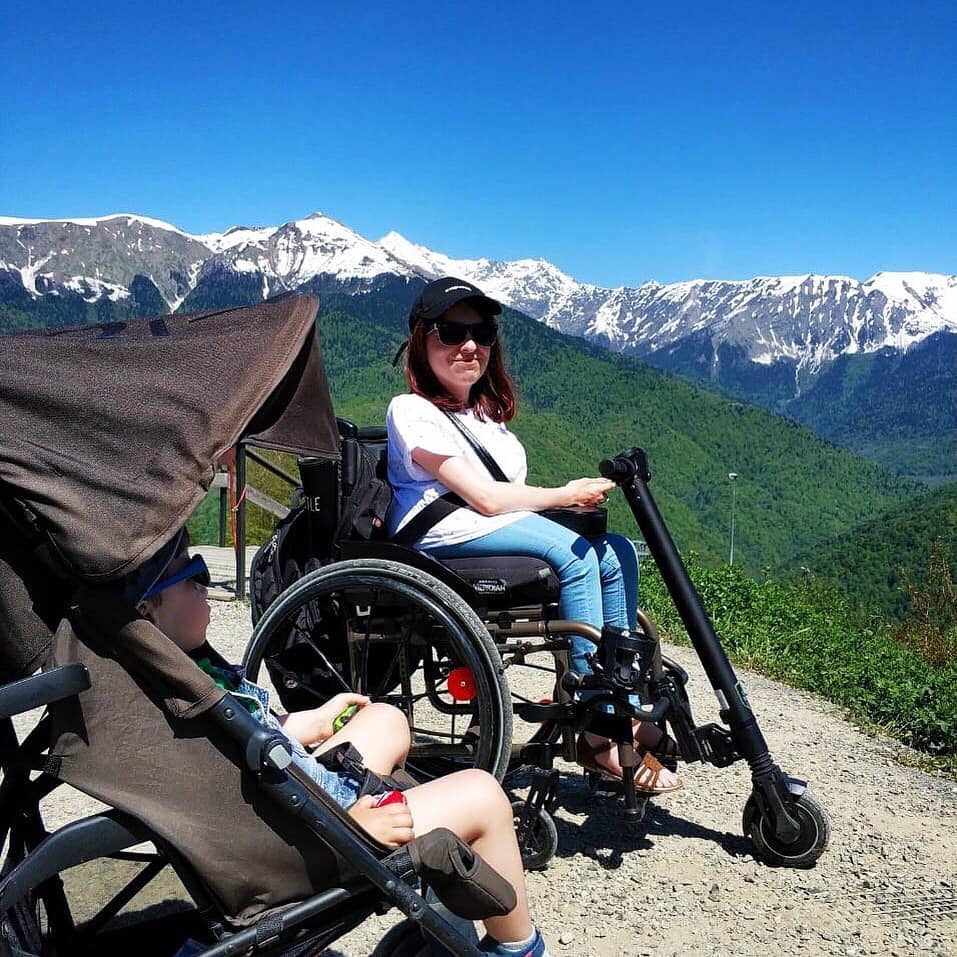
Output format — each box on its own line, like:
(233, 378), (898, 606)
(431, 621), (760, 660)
(243, 421), (832, 871)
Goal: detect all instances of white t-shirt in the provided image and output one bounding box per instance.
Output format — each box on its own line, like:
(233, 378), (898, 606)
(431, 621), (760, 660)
(386, 393), (532, 549)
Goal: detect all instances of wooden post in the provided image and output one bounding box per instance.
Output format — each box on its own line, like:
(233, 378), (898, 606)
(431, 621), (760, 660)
(235, 445), (247, 600)
(219, 480), (227, 548)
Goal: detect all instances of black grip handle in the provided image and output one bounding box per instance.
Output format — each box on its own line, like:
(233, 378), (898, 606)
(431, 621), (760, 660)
(599, 457), (632, 482)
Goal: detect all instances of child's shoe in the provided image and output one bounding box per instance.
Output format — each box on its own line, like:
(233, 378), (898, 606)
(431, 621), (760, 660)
(478, 926), (551, 957)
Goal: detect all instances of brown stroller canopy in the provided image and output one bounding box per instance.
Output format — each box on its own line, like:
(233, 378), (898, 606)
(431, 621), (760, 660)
(0, 294), (338, 583)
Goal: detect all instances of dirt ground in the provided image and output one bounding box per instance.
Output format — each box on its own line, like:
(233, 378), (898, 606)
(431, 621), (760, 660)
(18, 602), (957, 956)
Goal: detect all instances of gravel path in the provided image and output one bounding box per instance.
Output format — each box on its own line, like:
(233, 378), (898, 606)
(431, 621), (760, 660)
(24, 601), (957, 956)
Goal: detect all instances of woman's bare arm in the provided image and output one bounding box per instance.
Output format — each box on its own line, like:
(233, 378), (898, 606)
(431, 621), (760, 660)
(411, 448), (613, 516)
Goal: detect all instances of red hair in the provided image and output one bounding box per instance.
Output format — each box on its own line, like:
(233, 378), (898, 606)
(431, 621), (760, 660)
(404, 318), (517, 423)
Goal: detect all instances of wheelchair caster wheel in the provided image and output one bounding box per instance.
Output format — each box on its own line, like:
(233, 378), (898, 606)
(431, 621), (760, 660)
(583, 769), (619, 795)
(622, 797), (648, 824)
(743, 789), (831, 868)
(512, 800), (559, 871)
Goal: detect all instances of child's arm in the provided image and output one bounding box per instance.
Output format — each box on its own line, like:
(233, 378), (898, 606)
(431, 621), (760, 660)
(278, 692), (370, 747)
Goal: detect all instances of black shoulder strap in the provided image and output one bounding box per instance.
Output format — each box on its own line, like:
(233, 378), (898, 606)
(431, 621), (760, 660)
(392, 492), (466, 547)
(440, 410), (509, 482)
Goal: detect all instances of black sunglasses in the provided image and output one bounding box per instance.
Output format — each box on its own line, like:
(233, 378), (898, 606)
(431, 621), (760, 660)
(429, 319), (498, 348)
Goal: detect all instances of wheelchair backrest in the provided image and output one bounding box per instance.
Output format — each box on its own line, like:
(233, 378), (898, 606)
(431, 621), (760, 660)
(250, 420), (392, 625)
(297, 419), (392, 554)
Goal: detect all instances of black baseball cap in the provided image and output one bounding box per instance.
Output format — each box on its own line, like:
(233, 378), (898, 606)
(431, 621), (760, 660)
(407, 277), (502, 331)
(392, 277), (503, 366)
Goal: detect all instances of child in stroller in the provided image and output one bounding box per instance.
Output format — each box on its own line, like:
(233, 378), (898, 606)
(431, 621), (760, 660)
(135, 531), (552, 957)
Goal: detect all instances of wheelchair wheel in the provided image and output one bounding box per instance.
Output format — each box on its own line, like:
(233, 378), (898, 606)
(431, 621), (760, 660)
(243, 559), (513, 781)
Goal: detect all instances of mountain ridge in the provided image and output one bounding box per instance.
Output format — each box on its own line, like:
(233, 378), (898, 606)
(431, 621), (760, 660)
(2, 210), (953, 479)
(2, 210), (953, 379)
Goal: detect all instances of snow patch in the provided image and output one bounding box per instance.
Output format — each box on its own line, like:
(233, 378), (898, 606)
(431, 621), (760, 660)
(0, 213), (193, 238)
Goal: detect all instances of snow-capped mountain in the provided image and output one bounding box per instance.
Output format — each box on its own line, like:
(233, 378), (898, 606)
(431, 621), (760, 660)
(2, 211), (955, 389)
(0, 213), (209, 310)
(197, 214), (414, 292)
(563, 272), (957, 374)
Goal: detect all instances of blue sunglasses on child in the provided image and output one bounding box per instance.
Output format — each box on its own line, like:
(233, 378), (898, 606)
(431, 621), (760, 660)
(141, 555), (211, 601)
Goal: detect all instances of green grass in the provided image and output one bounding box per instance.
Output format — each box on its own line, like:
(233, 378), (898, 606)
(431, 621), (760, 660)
(641, 559), (957, 760)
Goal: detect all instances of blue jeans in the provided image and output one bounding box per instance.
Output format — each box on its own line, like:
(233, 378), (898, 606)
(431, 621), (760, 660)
(425, 514), (640, 682)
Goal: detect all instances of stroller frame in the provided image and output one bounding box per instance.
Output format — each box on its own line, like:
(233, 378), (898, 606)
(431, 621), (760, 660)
(0, 650), (488, 957)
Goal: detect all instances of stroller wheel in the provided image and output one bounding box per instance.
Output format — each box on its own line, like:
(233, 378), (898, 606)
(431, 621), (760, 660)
(370, 919), (432, 956)
(512, 800), (559, 871)
(371, 895), (480, 957)
(743, 790), (831, 868)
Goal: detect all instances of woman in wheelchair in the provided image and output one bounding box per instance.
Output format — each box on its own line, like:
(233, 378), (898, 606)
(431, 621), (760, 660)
(137, 533), (553, 957)
(387, 277), (682, 795)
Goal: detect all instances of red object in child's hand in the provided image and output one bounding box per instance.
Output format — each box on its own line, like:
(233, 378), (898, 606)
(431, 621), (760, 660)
(373, 789), (406, 808)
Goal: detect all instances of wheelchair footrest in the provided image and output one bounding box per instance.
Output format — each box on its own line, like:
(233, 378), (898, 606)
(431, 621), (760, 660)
(514, 701), (573, 723)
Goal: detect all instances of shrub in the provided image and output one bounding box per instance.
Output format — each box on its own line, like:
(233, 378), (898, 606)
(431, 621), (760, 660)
(640, 558), (957, 757)
(894, 539), (957, 669)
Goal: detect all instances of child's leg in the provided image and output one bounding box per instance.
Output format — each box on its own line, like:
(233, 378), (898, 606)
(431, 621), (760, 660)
(402, 768), (533, 945)
(314, 702), (410, 775)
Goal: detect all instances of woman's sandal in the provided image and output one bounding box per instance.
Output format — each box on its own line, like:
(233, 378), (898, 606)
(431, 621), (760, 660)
(635, 725), (681, 771)
(576, 734), (683, 796)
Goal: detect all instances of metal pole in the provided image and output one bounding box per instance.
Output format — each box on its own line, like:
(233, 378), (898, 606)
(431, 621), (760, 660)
(728, 472), (738, 566)
(236, 445), (247, 600)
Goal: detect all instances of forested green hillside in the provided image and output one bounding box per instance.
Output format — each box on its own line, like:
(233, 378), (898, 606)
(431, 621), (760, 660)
(787, 332), (957, 483)
(646, 330), (957, 483)
(313, 290), (914, 574)
(805, 481), (957, 619)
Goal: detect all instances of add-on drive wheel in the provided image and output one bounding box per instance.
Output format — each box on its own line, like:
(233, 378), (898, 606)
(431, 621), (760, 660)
(243, 559), (513, 781)
(742, 790), (831, 868)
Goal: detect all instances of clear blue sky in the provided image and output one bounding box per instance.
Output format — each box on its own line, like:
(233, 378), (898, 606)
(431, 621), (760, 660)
(2, 0), (954, 287)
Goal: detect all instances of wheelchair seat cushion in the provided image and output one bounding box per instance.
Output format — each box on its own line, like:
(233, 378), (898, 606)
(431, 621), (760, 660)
(434, 556), (560, 607)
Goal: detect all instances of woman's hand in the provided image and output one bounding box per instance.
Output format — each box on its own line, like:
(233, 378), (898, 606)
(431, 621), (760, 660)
(348, 795), (415, 847)
(279, 692), (370, 747)
(562, 477), (614, 507)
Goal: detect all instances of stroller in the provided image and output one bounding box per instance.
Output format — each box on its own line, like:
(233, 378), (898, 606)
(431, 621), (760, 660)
(0, 296), (514, 956)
